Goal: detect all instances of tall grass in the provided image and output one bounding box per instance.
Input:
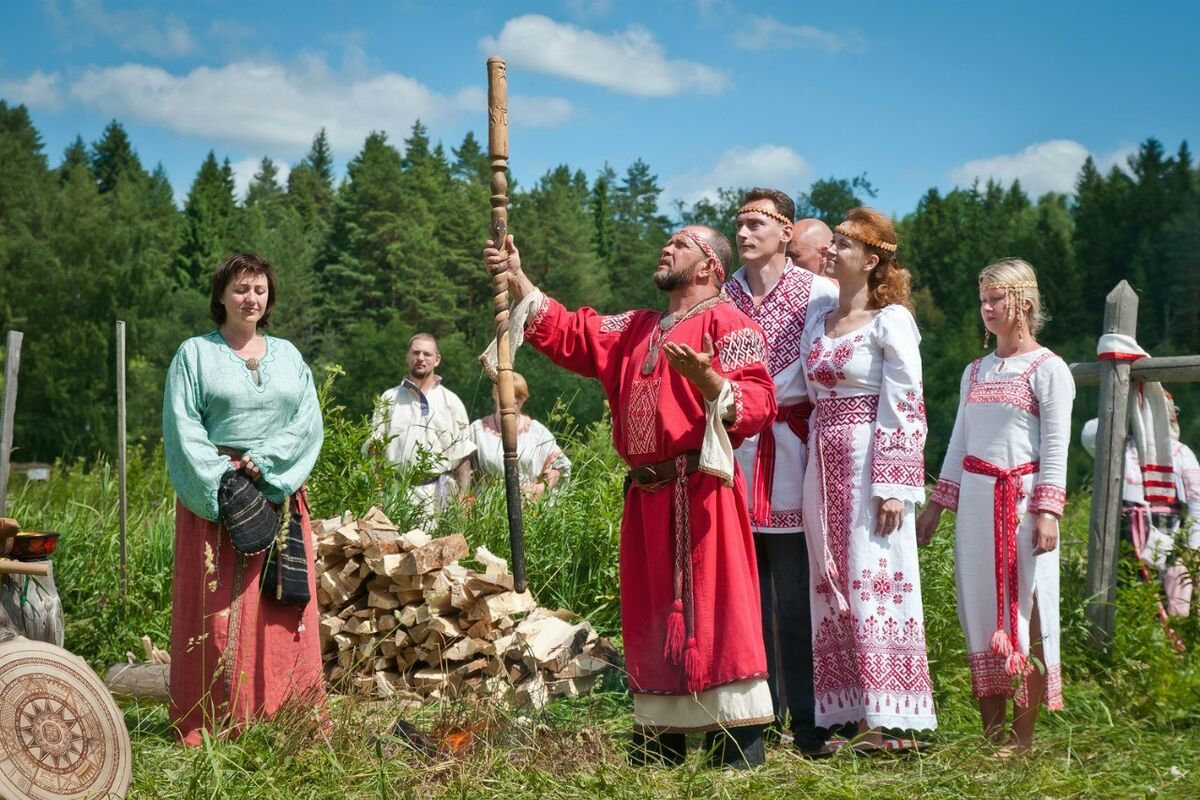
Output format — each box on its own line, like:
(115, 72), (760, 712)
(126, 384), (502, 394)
(7, 365), (1200, 796)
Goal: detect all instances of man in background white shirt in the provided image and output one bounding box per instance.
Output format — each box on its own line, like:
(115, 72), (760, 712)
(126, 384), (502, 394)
(369, 333), (475, 518)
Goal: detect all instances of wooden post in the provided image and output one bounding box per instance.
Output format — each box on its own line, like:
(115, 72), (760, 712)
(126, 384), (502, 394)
(1085, 281), (1139, 651)
(0, 331), (23, 515)
(116, 320), (128, 601)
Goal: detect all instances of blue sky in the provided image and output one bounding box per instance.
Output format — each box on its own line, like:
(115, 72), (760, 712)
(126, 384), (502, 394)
(2, 1), (1197, 216)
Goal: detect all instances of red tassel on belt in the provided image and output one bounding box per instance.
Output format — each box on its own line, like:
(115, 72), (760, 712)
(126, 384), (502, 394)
(962, 455), (1039, 676)
(750, 401), (812, 526)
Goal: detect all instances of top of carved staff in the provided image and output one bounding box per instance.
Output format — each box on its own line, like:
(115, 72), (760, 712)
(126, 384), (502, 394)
(487, 56), (508, 159)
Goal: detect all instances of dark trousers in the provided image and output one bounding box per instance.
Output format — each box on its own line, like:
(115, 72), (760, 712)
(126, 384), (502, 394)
(630, 726), (766, 769)
(755, 531), (823, 751)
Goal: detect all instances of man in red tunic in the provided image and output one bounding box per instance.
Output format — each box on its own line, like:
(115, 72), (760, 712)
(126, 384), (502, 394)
(484, 226), (777, 768)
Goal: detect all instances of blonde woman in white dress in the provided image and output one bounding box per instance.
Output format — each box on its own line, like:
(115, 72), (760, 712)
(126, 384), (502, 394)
(470, 372), (570, 498)
(917, 258), (1074, 755)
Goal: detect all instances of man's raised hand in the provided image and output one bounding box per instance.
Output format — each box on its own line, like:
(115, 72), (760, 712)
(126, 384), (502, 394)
(483, 235), (533, 302)
(663, 334), (726, 401)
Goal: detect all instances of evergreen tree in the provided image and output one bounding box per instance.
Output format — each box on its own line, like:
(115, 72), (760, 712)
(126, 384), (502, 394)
(90, 120), (145, 193)
(176, 151), (237, 289)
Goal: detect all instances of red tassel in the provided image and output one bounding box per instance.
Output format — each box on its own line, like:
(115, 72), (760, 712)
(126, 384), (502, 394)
(1005, 650), (1028, 676)
(990, 629), (1012, 657)
(684, 637), (703, 693)
(663, 602), (685, 664)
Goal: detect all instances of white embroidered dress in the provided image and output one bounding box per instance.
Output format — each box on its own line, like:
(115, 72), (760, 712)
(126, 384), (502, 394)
(723, 261), (838, 531)
(800, 305), (936, 730)
(470, 414), (571, 487)
(930, 349), (1073, 710)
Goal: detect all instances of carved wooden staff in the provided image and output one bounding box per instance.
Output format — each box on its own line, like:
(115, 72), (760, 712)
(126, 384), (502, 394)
(487, 56), (527, 593)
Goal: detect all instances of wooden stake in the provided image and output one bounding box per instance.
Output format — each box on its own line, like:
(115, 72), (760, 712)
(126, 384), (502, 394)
(0, 331), (23, 516)
(487, 55), (527, 593)
(116, 320), (128, 601)
(1084, 281), (1138, 651)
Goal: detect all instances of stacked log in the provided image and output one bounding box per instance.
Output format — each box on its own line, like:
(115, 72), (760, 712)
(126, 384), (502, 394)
(315, 508), (619, 710)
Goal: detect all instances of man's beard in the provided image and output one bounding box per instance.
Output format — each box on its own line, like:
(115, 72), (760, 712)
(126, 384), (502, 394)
(653, 264), (694, 292)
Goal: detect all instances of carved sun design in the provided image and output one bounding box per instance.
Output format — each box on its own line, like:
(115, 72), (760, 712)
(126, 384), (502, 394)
(17, 696), (88, 771)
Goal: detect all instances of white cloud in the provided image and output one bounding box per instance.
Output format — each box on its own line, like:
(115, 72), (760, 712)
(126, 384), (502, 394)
(45, 0), (197, 58)
(664, 144), (813, 209)
(0, 70), (64, 110)
(732, 15), (866, 54)
(229, 156), (291, 201)
(950, 139), (1136, 197)
(480, 14), (730, 97)
(65, 56), (571, 157)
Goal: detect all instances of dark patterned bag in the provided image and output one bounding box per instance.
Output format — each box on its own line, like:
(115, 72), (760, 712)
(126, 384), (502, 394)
(218, 470), (277, 555)
(261, 497), (311, 606)
(217, 470), (310, 606)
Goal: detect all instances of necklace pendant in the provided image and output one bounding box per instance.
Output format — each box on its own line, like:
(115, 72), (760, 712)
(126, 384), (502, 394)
(659, 314), (674, 332)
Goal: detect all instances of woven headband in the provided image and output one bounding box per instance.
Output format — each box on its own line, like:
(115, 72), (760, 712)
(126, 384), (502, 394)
(980, 280), (1038, 291)
(834, 223), (898, 254)
(676, 229), (725, 282)
(737, 204), (792, 226)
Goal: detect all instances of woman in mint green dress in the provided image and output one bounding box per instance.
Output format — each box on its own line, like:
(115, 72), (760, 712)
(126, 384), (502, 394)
(163, 252), (326, 746)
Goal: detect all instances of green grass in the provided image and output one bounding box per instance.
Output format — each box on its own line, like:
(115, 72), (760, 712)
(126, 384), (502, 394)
(7, 386), (1200, 798)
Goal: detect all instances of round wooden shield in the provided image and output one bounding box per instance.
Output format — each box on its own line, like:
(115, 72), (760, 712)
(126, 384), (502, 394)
(0, 637), (131, 799)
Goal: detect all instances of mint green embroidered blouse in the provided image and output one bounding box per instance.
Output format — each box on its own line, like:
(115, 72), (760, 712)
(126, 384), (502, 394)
(162, 331), (324, 521)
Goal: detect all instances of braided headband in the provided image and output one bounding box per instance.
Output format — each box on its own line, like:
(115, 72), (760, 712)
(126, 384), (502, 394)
(834, 223), (898, 254)
(736, 204), (792, 226)
(980, 280), (1038, 291)
(676, 229), (725, 282)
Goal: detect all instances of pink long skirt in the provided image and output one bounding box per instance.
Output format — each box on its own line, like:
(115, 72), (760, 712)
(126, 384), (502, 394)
(169, 490), (326, 746)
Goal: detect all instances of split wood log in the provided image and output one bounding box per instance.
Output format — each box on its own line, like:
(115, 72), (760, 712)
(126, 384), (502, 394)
(105, 662), (170, 702)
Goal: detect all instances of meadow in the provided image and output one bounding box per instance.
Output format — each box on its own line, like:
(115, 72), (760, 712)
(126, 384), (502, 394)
(7, 376), (1200, 799)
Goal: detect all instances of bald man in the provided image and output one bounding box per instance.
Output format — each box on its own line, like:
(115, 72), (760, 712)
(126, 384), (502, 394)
(786, 218), (833, 275)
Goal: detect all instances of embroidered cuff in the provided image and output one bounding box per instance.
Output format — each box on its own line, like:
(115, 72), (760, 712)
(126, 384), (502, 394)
(870, 427), (926, 487)
(725, 380), (745, 431)
(930, 478), (960, 511)
(1029, 484), (1066, 517)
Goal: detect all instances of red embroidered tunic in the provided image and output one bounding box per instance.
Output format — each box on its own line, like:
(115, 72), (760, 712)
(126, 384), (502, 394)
(525, 295), (776, 696)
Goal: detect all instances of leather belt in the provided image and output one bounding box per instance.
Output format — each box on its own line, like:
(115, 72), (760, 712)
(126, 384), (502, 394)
(627, 451), (701, 486)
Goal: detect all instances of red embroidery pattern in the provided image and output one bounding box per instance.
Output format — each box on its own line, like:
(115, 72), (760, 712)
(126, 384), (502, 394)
(599, 311), (635, 333)
(966, 352), (1056, 416)
(806, 335), (864, 389)
(767, 508), (804, 529)
(930, 478), (960, 510)
(871, 427), (925, 487)
(852, 558), (915, 617)
(814, 394), (879, 427)
(727, 380), (745, 432)
(967, 651), (1014, 698)
(526, 297), (552, 338)
(970, 652), (1064, 710)
(811, 613), (934, 717)
(1029, 484), (1066, 516)
(715, 328), (767, 372)
(896, 389), (926, 425)
(812, 395), (879, 600)
(723, 268), (814, 376)
(625, 378), (660, 456)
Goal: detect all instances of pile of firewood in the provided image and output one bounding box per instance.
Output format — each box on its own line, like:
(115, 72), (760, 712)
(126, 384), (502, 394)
(316, 508), (619, 710)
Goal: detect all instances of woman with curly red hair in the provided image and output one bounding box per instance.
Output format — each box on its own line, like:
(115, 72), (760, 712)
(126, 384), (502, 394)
(799, 208), (936, 748)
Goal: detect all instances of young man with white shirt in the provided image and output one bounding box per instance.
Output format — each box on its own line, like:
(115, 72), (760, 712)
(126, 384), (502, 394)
(721, 188), (840, 755)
